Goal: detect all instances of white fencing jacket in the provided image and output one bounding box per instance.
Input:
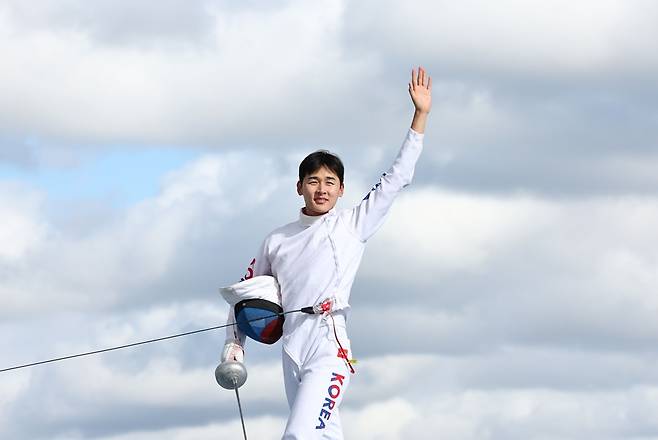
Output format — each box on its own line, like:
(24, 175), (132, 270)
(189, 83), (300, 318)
(225, 128), (424, 366)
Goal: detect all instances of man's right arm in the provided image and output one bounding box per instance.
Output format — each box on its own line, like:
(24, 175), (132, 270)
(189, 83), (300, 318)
(222, 239), (272, 362)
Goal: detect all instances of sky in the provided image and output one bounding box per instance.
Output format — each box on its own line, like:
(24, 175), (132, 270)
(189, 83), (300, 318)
(1, 0), (658, 438)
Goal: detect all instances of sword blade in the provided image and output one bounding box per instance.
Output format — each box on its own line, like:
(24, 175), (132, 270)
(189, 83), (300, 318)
(234, 382), (248, 440)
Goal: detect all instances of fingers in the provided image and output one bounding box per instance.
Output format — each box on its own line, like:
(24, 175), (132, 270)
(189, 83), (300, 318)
(411, 66), (432, 93)
(412, 66), (431, 88)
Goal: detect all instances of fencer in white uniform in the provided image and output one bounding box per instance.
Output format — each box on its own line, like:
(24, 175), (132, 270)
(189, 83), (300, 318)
(220, 67), (432, 439)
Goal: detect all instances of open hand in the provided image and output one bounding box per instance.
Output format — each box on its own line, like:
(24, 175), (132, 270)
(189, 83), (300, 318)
(409, 67), (432, 114)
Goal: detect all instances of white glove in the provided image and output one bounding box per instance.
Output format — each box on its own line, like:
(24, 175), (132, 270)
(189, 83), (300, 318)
(221, 341), (244, 363)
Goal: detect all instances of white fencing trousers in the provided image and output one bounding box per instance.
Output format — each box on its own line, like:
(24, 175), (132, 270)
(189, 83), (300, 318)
(282, 317), (352, 439)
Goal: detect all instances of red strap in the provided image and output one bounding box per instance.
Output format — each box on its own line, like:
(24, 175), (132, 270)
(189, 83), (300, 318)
(329, 312), (355, 374)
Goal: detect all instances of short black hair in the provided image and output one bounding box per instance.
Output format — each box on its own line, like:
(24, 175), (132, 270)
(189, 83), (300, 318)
(298, 150), (344, 185)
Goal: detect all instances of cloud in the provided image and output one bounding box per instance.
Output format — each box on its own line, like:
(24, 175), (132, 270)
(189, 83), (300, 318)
(0, 0), (375, 152)
(343, 398), (417, 440)
(3, 1), (658, 438)
(0, 298), (289, 438)
(345, 0), (658, 79)
(2, 0), (658, 196)
(4, 149), (658, 437)
(0, 151), (300, 318)
(94, 416), (286, 440)
(2, 0), (218, 48)
(353, 188), (658, 357)
(341, 354), (658, 439)
(4, 146), (658, 439)
(362, 188), (557, 276)
(0, 182), (47, 262)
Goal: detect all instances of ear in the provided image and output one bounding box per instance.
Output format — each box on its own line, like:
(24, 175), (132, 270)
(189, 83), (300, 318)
(296, 180), (303, 195)
(338, 183), (344, 197)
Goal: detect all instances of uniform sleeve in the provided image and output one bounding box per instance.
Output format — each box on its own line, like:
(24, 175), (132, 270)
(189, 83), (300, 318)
(347, 128), (424, 242)
(224, 238), (273, 345)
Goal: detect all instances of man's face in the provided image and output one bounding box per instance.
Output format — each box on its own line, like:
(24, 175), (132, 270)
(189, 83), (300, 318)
(296, 166), (344, 216)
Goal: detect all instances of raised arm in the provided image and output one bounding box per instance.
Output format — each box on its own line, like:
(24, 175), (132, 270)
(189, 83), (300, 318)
(347, 67), (432, 242)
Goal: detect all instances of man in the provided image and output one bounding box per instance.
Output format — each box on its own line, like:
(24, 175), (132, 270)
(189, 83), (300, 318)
(221, 67), (431, 439)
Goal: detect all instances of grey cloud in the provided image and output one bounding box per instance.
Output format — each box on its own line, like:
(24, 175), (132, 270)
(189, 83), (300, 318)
(0, 137), (37, 168)
(342, 0), (658, 80)
(4, 2), (658, 435)
(349, 189), (658, 363)
(405, 82), (658, 195)
(345, 356), (658, 439)
(2, 0), (657, 196)
(4, 181), (658, 438)
(0, 152), (301, 318)
(1, 322), (287, 438)
(336, 0), (658, 195)
(2, 0), (217, 48)
(0, 0), (377, 157)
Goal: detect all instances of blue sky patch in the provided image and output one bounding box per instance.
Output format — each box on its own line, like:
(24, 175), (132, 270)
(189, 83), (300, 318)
(0, 148), (200, 206)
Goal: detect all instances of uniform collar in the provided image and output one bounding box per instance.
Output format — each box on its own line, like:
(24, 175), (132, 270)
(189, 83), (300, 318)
(299, 207), (335, 227)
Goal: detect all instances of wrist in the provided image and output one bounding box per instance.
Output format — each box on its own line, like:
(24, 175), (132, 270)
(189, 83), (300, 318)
(222, 341), (245, 363)
(411, 110), (428, 133)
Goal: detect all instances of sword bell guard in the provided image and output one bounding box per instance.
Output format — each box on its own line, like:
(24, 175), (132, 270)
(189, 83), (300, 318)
(215, 361), (248, 389)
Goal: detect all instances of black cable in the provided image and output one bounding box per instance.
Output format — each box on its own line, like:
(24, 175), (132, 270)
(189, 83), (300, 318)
(0, 309), (304, 374)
